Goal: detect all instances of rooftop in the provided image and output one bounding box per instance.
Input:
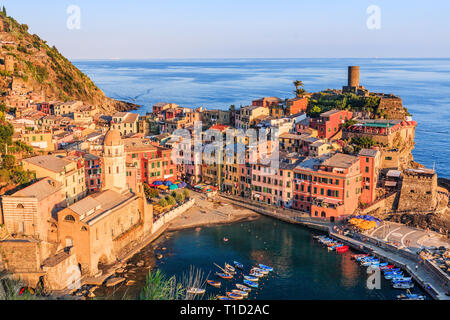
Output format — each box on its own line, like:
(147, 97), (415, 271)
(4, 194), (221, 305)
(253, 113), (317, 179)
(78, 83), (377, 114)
(321, 153), (358, 169)
(22, 155), (72, 173)
(359, 148), (379, 157)
(11, 178), (62, 201)
(68, 189), (134, 224)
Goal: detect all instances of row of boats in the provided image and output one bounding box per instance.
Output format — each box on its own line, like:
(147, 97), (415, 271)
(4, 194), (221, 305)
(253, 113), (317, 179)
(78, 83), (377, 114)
(314, 235), (349, 253)
(314, 235), (426, 300)
(205, 261), (274, 300)
(352, 253), (426, 300)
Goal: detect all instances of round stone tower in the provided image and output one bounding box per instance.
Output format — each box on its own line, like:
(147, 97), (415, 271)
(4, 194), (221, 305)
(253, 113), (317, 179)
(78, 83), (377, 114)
(348, 66), (360, 87)
(103, 129), (126, 192)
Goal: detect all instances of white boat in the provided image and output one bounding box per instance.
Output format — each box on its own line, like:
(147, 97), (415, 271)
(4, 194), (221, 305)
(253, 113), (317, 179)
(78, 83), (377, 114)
(252, 267), (269, 275)
(187, 287), (206, 295)
(393, 282), (414, 289)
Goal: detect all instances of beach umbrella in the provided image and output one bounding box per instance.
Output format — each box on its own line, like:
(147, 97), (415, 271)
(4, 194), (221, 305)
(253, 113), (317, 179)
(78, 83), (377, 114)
(149, 184), (157, 188)
(169, 184), (178, 190)
(164, 181), (173, 186)
(153, 181), (163, 186)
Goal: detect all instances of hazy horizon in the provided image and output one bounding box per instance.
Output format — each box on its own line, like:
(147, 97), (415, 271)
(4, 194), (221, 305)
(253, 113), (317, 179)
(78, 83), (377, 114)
(1, 0), (450, 60)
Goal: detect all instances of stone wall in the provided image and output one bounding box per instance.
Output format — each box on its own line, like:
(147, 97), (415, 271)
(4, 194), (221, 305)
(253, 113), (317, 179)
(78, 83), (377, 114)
(0, 239), (41, 273)
(397, 171), (438, 212)
(378, 97), (407, 120)
(42, 249), (81, 291)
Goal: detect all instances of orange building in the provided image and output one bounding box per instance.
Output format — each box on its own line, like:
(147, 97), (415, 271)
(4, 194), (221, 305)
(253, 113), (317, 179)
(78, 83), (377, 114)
(358, 148), (381, 205)
(293, 153), (362, 220)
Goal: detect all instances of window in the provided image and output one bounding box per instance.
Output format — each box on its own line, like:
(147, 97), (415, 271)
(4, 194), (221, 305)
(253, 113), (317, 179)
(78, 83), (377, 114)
(64, 215), (75, 222)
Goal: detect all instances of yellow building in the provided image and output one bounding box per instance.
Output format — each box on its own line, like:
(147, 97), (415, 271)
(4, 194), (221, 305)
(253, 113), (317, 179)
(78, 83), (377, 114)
(20, 131), (55, 152)
(22, 155), (86, 206)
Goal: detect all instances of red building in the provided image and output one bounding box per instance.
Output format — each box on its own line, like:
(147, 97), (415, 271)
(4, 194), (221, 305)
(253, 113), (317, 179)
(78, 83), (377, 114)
(310, 109), (353, 140)
(293, 153), (362, 220)
(287, 97), (309, 115)
(252, 97), (282, 108)
(83, 153), (103, 193)
(358, 148), (381, 205)
(124, 138), (177, 185)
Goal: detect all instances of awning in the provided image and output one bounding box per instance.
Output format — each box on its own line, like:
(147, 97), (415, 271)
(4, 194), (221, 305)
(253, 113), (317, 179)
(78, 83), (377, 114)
(386, 170), (401, 178)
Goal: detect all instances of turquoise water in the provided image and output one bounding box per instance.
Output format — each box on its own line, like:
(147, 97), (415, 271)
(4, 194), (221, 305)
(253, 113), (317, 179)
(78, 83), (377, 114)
(74, 58), (450, 178)
(98, 217), (427, 300)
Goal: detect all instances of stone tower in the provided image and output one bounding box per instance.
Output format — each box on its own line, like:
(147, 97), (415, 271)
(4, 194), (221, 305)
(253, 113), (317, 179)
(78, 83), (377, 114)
(103, 129), (127, 192)
(348, 66), (360, 87)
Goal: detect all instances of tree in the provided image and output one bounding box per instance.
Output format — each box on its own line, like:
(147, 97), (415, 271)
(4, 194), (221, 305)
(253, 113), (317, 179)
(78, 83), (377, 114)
(1, 154), (16, 169)
(1, 6), (6, 17)
(182, 189), (190, 199)
(293, 80), (306, 97)
(308, 105), (322, 118)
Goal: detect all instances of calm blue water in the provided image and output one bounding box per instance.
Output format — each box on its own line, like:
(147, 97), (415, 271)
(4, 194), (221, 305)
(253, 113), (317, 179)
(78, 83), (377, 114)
(96, 217), (427, 300)
(73, 58), (450, 177)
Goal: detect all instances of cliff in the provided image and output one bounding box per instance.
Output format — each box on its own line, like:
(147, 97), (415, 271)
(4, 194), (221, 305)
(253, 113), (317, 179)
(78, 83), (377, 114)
(0, 11), (138, 114)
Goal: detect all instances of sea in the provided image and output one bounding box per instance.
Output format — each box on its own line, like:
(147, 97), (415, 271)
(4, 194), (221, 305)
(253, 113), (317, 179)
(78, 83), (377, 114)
(73, 58), (450, 178)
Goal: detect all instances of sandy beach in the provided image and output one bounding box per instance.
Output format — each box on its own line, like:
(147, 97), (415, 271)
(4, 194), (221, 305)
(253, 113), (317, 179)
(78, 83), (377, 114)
(168, 192), (260, 231)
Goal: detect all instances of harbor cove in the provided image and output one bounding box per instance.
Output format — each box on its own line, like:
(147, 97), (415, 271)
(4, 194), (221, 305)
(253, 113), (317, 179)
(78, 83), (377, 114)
(93, 215), (428, 300)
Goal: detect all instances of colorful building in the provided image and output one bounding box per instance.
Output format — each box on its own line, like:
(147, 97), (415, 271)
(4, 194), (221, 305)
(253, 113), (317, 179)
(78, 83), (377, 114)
(310, 109), (353, 140)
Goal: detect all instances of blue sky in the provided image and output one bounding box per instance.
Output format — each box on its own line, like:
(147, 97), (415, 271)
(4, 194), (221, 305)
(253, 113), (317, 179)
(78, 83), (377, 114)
(1, 0), (450, 59)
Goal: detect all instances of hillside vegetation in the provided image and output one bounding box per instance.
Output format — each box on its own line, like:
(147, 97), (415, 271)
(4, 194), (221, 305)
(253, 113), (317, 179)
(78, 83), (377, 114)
(0, 9), (138, 114)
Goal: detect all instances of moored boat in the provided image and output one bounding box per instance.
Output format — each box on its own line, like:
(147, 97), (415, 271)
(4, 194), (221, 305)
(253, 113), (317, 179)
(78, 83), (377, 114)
(217, 296), (232, 300)
(236, 284), (251, 292)
(232, 289), (248, 297)
(243, 280), (258, 288)
(336, 245), (349, 253)
(393, 282), (414, 289)
(225, 263), (236, 273)
(252, 267), (269, 275)
(216, 272), (233, 279)
(187, 287), (206, 295)
(207, 280), (221, 288)
(244, 275), (259, 282)
(258, 264), (273, 272)
(249, 271), (264, 278)
(227, 292), (243, 300)
(234, 261), (244, 269)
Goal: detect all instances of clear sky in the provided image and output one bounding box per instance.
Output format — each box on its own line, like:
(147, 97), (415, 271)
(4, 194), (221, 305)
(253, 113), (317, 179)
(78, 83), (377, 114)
(1, 0), (450, 59)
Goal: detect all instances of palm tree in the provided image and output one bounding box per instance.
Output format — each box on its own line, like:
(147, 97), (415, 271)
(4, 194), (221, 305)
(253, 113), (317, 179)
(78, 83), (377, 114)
(293, 80), (306, 97)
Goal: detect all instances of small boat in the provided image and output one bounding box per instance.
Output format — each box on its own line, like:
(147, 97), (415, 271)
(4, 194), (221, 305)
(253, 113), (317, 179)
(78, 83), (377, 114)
(244, 275), (259, 282)
(187, 288), (206, 295)
(397, 291), (425, 300)
(223, 238), (229, 242)
(225, 263), (236, 273)
(336, 245), (349, 253)
(393, 282), (414, 289)
(227, 292), (243, 300)
(207, 280), (221, 288)
(258, 264), (273, 272)
(249, 271), (264, 278)
(243, 280), (258, 288)
(217, 296), (232, 300)
(380, 265), (395, 270)
(232, 289), (248, 297)
(216, 272), (233, 279)
(252, 267), (269, 275)
(236, 284), (251, 292)
(352, 254), (369, 260)
(234, 261), (244, 269)
(391, 277), (412, 282)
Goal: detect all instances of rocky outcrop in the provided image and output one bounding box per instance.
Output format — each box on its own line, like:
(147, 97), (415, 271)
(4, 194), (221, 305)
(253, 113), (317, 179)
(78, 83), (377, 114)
(0, 12), (138, 115)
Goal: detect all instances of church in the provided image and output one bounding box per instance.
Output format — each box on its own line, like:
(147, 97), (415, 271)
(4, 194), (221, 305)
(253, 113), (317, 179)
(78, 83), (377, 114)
(57, 129), (153, 276)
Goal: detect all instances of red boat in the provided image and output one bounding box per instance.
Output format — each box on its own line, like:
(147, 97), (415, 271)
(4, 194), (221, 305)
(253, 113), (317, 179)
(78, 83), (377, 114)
(379, 265), (395, 270)
(336, 245), (349, 253)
